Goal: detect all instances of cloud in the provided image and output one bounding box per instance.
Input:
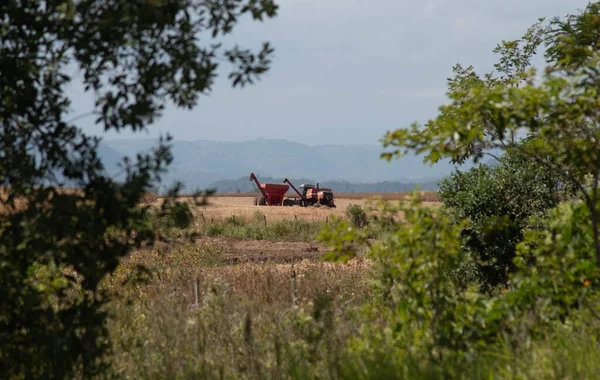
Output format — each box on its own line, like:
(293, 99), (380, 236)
(73, 0), (594, 145)
(424, 0), (444, 17)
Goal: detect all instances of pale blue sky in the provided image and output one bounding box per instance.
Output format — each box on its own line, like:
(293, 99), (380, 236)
(70, 0), (590, 146)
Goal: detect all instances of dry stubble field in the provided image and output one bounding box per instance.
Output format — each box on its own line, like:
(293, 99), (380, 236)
(157, 192), (440, 222)
(149, 193), (441, 264)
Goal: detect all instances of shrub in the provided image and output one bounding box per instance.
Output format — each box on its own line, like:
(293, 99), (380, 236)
(507, 200), (600, 326)
(346, 204), (368, 228)
(168, 202), (195, 229)
(439, 148), (577, 291)
(322, 195), (493, 358)
(149, 201), (195, 232)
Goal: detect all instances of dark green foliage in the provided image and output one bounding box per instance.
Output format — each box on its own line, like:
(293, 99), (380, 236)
(510, 200), (600, 324)
(0, 0), (276, 377)
(545, 2), (600, 69)
(166, 202), (195, 229)
(346, 204), (368, 228)
(439, 149), (576, 290)
(322, 195), (494, 358)
(381, 2), (600, 265)
(352, 2), (600, 370)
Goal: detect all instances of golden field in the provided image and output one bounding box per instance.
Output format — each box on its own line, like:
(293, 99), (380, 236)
(152, 193), (441, 222)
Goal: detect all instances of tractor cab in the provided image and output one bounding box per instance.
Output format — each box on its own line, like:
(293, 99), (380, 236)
(299, 184), (315, 198)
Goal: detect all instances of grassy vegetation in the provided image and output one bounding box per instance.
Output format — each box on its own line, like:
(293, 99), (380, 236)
(201, 213), (324, 241)
(101, 200), (600, 380)
(102, 239), (600, 379)
(103, 243), (371, 379)
(151, 209), (326, 242)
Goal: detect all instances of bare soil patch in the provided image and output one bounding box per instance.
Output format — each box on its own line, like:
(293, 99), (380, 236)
(196, 236), (326, 264)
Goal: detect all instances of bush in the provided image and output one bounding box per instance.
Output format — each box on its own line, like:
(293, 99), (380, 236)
(508, 200), (600, 326)
(439, 148), (577, 291)
(168, 202), (195, 229)
(321, 193), (600, 373)
(323, 196), (493, 357)
(346, 204), (368, 228)
(150, 202), (195, 232)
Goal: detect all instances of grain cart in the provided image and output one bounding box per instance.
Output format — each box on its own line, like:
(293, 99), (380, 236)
(249, 173), (289, 206)
(283, 178), (336, 208)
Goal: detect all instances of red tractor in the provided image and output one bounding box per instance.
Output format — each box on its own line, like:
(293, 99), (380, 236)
(283, 178), (336, 208)
(248, 173), (336, 208)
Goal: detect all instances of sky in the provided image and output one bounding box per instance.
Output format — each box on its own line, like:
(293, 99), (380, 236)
(70, 0), (591, 146)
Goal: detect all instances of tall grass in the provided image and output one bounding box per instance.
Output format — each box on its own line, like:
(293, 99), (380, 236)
(152, 210), (326, 242)
(103, 243), (600, 379)
(105, 205), (600, 379)
(104, 244), (371, 379)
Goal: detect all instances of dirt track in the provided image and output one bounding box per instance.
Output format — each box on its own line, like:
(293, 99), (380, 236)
(196, 236), (326, 264)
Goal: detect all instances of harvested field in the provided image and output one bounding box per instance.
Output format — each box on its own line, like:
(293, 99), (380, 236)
(151, 194), (441, 222)
(138, 193), (442, 264)
(200, 197), (353, 222)
(159, 191), (440, 202)
(334, 191), (439, 202)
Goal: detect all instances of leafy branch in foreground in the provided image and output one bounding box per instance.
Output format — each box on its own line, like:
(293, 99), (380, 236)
(0, 0), (277, 377)
(381, 3), (600, 266)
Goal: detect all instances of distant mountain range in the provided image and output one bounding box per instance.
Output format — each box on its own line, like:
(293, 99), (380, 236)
(210, 176), (441, 193)
(98, 138), (468, 193)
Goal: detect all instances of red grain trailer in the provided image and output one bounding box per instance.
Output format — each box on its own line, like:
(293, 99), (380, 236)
(249, 173), (289, 206)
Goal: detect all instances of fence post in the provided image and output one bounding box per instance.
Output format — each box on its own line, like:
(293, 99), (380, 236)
(264, 215), (267, 226)
(294, 214), (297, 222)
(326, 216), (329, 224)
(233, 215), (236, 225)
(291, 264), (298, 306)
(190, 277), (200, 310)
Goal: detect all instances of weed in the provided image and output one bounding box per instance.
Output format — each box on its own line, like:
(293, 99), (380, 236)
(198, 216), (324, 242)
(346, 204), (368, 228)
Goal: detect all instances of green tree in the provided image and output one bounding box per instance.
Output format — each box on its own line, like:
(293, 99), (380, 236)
(545, 1), (600, 69)
(381, 2), (600, 265)
(439, 147), (577, 291)
(0, 0), (277, 377)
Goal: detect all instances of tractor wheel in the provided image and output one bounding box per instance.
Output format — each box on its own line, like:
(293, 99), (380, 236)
(258, 197), (266, 206)
(313, 203), (321, 208)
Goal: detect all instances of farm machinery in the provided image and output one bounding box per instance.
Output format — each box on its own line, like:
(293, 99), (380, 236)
(283, 178), (336, 208)
(248, 173), (336, 208)
(249, 172), (289, 206)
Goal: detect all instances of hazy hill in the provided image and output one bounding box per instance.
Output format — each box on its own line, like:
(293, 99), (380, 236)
(209, 175), (440, 193)
(98, 138), (465, 192)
